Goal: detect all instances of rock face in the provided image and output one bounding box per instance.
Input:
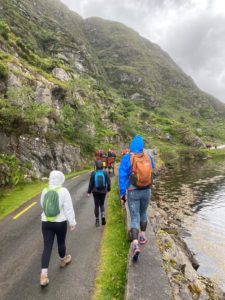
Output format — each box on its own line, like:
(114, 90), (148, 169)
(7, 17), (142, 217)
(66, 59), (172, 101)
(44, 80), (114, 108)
(52, 67), (71, 81)
(35, 84), (52, 104)
(149, 202), (225, 300)
(7, 73), (21, 87)
(0, 132), (81, 179)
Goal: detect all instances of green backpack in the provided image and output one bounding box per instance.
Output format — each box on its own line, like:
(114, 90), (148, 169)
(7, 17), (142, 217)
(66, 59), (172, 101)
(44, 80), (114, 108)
(43, 187), (61, 221)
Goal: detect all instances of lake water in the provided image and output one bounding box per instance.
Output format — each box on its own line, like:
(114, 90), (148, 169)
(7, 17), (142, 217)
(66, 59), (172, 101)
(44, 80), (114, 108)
(154, 158), (225, 290)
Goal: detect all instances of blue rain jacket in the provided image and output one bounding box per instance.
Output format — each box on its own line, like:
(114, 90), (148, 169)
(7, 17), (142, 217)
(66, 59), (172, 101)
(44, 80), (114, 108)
(118, 136), (154, 197)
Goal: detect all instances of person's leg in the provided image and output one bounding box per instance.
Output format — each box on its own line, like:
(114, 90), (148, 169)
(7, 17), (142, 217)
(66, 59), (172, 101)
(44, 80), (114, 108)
(55, 221), (71, 267)
(55, 221), (67, 258)
(99, 193), (106, 225)
(127, 190), (141, 261)
(41, 222), (55, 269)
(40, 222), (55, 286)
(93, 193), (100, 226)
(139, 189), (151, 244)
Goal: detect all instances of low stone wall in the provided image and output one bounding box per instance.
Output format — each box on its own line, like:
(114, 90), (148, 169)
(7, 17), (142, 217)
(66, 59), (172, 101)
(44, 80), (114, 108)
(149, 202), (224, 300)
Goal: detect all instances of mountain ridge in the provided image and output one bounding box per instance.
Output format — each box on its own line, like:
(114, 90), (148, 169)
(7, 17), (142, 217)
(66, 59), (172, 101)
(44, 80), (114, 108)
(0, 0), (225, 185)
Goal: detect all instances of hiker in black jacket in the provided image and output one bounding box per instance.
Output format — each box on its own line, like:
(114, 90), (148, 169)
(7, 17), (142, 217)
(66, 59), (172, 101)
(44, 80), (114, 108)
(87, 160), (111, 227)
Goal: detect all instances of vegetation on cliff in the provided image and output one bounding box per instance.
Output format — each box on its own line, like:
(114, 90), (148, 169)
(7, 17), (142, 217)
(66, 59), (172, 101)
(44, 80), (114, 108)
(0, 0), (225, 186)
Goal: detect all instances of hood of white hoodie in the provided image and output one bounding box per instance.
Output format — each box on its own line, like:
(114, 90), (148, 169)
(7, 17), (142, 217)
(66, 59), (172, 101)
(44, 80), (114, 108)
(49, 170), (65, 187)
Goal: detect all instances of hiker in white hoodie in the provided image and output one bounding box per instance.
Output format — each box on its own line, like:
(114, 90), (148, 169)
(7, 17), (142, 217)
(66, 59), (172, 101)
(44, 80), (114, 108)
(40, 170), (76, 287)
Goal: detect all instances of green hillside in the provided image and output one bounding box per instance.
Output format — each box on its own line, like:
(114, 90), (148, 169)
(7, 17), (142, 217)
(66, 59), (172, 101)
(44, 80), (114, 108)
(0, 0), (225, 186)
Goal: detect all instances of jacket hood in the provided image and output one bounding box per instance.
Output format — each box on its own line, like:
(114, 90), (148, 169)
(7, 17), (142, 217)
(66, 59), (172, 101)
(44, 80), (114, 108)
(129, 135), (144, 153)
(95, 160), (103, 170)
(49, 170), (65, 187)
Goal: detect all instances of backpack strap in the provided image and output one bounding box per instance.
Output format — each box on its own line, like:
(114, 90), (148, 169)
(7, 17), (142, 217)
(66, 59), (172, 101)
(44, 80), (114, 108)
(45, 186), (60, 192)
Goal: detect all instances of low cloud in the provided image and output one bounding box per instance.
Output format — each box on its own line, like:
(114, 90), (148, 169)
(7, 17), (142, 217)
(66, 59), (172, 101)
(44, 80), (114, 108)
(62, 0), (225, 102)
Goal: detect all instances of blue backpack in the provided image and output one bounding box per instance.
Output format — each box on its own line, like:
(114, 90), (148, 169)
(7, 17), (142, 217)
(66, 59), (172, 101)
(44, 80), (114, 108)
(94, 170), (106, 190)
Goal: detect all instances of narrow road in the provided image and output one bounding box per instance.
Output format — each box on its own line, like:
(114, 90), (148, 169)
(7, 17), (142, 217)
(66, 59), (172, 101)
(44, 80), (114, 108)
(0, 173), (105, 300)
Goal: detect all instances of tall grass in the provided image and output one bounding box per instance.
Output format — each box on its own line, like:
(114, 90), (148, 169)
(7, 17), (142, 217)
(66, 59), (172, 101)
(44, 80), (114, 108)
(93, 182), (129, 300)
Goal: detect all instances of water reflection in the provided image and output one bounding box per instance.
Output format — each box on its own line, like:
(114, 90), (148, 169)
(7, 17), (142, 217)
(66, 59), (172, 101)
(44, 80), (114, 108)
(154, 158), (225, 290)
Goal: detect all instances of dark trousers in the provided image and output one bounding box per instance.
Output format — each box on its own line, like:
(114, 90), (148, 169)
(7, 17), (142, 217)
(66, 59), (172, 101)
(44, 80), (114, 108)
(93, 193), (106, 219)
(41, 221), (67, 268)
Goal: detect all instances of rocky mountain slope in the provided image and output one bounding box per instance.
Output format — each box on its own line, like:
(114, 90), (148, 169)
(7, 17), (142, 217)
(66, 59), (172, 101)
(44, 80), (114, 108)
(0, 0), (225, 185)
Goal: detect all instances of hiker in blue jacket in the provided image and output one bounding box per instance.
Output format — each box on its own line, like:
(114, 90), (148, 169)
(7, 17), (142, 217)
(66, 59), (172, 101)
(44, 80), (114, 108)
(88, 160), (111, 227)
(119, 136), (154, 261)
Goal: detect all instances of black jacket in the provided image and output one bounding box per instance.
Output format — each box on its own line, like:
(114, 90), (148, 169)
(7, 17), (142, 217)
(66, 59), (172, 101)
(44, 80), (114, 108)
(88, 170), (111, 194)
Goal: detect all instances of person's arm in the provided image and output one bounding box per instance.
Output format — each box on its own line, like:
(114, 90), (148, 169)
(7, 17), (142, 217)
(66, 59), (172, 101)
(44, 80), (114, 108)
(147, 154), (155, 188)
(119, 154), (131, 197)
(149, 154), (155, 169)
(87, 172), (95, 194)
(40, 188), (46, 208)
(62, 188), (76, 228)
(105, 172), (111, 192)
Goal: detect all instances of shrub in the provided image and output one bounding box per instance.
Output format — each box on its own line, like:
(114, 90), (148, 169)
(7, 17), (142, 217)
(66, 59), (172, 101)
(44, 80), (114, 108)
(0, 20), (10, 40)
(0, 154), (24, 186)
(0, 62), (8, 79)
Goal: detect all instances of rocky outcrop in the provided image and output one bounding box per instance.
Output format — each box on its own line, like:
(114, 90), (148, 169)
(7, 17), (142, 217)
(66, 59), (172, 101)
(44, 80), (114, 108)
(0, 132), (81, 179)
(177, 128), (205, 148)
(150, 203), (224, 300)
(119, 72), (143, 84)
(7, 73), (21, 88)
(35, 83), (52, 104)
(52, 67), (71, 81)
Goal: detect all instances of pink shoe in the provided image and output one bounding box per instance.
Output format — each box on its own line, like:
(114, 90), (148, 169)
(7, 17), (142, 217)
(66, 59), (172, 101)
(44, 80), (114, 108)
(132, 243), (140, 262)
(139, 235), (148, 245)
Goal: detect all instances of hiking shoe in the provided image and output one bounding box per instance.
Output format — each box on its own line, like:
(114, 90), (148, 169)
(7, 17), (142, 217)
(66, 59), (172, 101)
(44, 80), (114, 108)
(139, 235), (148, 245)
(95, 219), (100, 227)
(40, 273), (49, 287)
(101, 217), (106, 225)
(132, 243), (140, 262)
(60, 255), (72, 268)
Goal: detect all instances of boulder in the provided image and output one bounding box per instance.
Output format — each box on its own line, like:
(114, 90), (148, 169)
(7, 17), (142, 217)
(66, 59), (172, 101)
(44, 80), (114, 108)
(34, 82), (52, 104)
(52, 67), (71, 81)
(7, 73), (21, 88)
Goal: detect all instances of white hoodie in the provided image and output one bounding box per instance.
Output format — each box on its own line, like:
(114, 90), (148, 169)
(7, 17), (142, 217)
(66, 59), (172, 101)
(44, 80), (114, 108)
(40, 170), (76, 226)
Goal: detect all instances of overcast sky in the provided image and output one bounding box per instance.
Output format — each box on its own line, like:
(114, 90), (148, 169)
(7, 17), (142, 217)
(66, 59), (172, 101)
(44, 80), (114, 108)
(61, 0), (225, 103)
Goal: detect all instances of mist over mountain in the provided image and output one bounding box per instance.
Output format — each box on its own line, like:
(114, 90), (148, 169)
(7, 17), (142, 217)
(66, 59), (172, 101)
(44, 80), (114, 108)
(0, 0), (225, 184)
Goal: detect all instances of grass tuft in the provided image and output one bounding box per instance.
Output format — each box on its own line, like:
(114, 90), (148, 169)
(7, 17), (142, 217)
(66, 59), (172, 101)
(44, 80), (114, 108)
(93, 181), (129, 300)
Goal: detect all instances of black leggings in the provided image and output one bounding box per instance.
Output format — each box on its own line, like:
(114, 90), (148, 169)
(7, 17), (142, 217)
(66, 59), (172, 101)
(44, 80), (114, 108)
(93, 193), (106, 218)
(41, 221), (67, 268)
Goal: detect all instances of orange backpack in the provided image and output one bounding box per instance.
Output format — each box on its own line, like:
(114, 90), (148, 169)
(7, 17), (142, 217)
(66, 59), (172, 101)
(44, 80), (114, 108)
(130, 153), (152, 188)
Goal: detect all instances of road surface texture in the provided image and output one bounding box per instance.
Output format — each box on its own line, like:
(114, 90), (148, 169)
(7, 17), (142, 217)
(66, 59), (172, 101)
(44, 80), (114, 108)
(0, 173), (104, 300)
(125, 204), (172, 300)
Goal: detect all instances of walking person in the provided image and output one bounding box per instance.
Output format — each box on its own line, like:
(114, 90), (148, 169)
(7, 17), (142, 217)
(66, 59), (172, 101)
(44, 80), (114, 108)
(87, 160), (111, 227)
(40, 170), (76, 286)
(119, 136), (154, 261)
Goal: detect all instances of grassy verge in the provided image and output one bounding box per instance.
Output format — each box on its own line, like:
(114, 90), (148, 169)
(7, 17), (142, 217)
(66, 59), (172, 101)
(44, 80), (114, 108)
(93, 181), (129, 300)
(205, 148), (225, 159)
(0, 168), (91, 219)
(0, 180), (47, 219)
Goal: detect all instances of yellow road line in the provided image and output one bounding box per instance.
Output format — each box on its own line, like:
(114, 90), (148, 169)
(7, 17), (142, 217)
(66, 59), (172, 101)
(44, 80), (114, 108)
(13, 202), (37, 220)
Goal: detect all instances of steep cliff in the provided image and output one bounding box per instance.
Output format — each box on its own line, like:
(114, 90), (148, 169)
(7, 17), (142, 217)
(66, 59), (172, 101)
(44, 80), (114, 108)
(0, 0), (225, 185)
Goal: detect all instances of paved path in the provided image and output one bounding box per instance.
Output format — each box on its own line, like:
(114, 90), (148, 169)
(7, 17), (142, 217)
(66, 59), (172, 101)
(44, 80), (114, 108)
(125, 204), (172, 300)
(0, 173), (104, 300)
